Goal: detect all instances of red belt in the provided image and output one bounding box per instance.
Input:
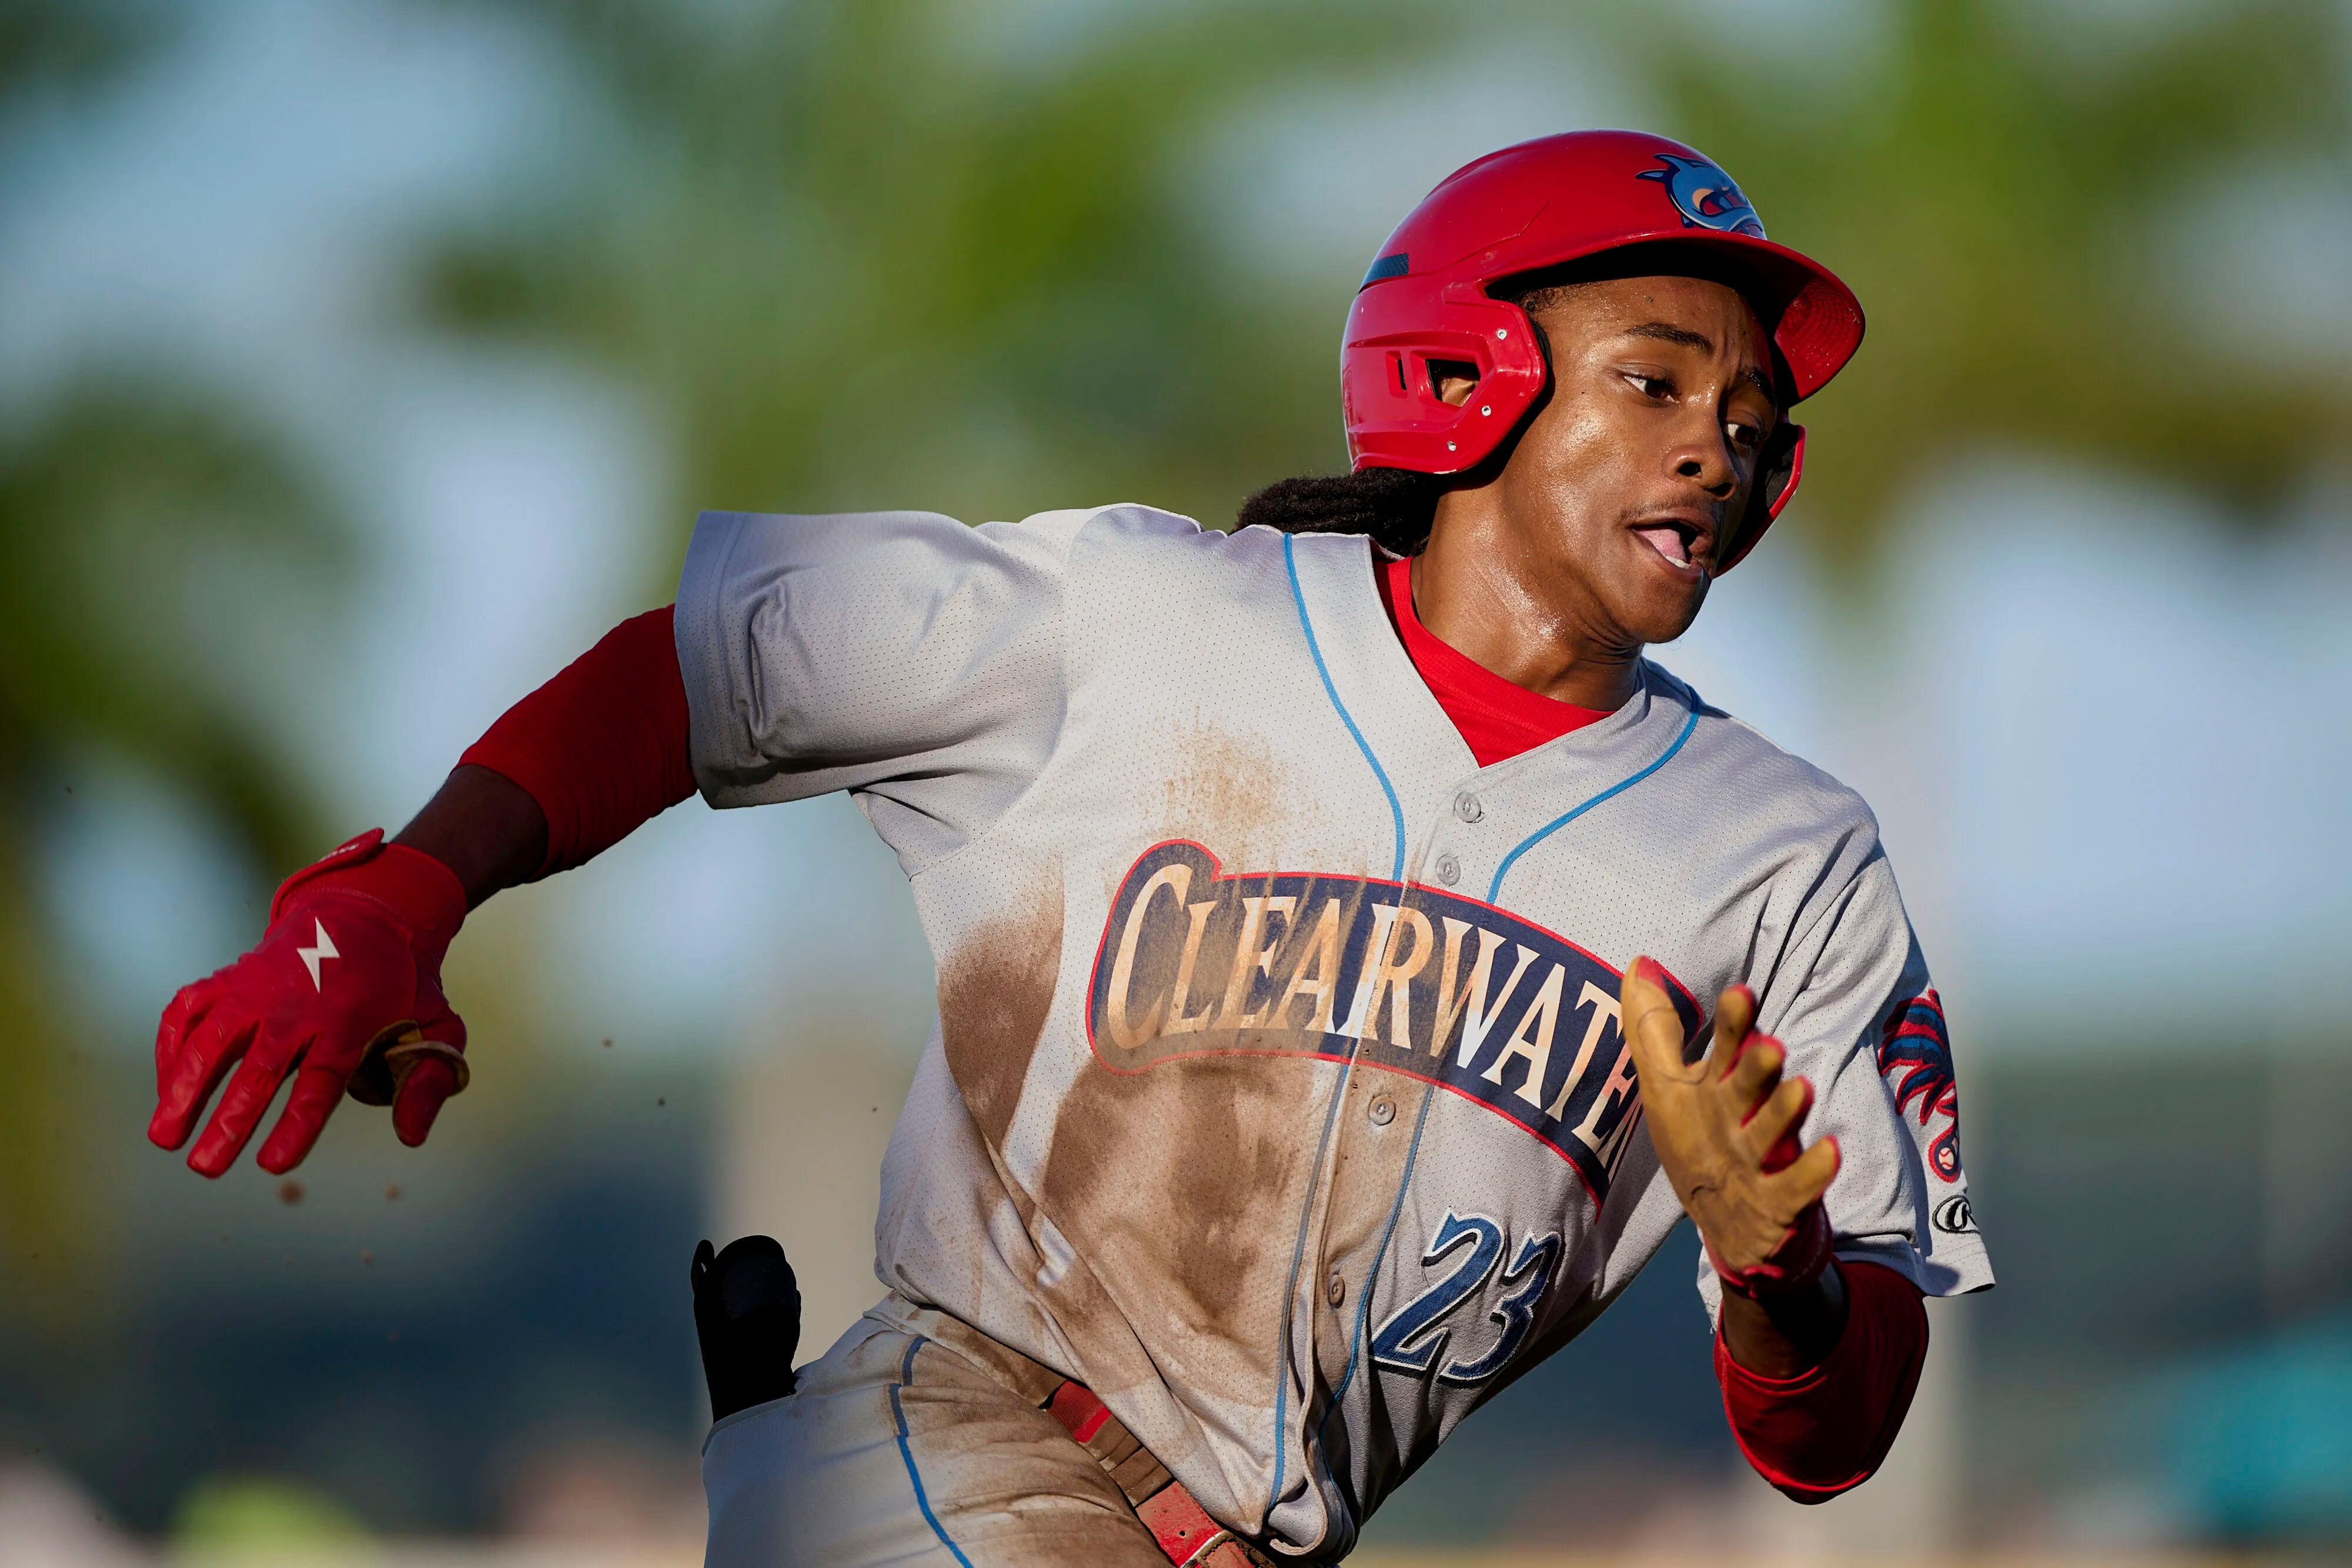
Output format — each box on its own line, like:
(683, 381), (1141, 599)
(1044, 1380), (1275, 1568)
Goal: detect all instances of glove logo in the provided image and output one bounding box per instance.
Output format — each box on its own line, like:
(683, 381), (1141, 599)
(296, 918), (339, 991)
(1638, 153), (1766, 239)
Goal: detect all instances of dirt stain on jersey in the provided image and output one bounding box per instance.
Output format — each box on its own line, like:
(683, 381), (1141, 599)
(1039, 1049), (1323, 1397)
(938, 872), (1065, 1152)
(1156, 719), (1294, 869)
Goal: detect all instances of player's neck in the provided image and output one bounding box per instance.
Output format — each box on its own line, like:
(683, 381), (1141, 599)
(1410, 512), (1645, 711)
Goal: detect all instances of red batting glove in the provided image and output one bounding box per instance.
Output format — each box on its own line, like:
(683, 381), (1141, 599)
(149, 830), (471, 1177)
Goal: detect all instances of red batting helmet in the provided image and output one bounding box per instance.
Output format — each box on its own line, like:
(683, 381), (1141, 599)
(1341, 130), (1863, 571)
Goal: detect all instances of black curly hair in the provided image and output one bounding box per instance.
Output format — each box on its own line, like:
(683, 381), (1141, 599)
(1232, 466), (1452, 557)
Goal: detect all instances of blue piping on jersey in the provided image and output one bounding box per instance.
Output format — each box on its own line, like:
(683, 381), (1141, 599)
(1485, 698), (1700, 903)
(1312, 1078), (1439, 1488)
(1269, 533), (1406, 1521)
(1284, 532), (1405, 882)
(1265, 1055), (1355, 1521)
(1294, 694), (1701, 1522)
(891, 1336), (975, 1568)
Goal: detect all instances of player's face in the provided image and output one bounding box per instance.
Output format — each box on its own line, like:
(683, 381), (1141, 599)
(1475, 275), (1779, 647)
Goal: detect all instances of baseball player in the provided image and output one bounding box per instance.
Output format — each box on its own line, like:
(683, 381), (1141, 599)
(148, 131), (1991, 1566)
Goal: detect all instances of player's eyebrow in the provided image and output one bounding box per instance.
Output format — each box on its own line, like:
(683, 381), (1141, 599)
(1622, 321), (1714, 352)
(1621, 321), (1779, 403)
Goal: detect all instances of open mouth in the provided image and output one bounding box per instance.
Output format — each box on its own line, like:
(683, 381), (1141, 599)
(1630, 520), (1706, 573)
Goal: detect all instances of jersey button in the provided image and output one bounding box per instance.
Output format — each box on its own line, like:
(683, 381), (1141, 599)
(1325, 1274), (1347, 1307)
(1454, 791), (1483, 824)
(1435, 853), (1461, 887)
(1368, 1096), (1396, 1126)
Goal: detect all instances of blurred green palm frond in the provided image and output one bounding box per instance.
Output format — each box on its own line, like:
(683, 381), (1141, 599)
(0, 384), (339, 869)
(0, 384), (340, 1308)
(0, 6), (345, 1310)
(1635, 0), (2350, 569)
(0, 0), (170, 98)
(420, 0), (2348, 589)
(413, 0), (1438, 573)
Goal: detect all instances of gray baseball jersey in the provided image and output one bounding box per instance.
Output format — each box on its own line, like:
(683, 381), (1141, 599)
(673, 503), (1993, 1560)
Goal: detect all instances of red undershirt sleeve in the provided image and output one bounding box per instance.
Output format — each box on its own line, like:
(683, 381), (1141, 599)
(1714, 1259), (1929, 1503)
(459, 606), (698, 879)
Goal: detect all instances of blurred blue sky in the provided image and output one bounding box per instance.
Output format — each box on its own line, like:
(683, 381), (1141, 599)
(12, 0), (2351, 1068)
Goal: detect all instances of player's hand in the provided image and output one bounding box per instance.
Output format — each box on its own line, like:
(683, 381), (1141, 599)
(1620, 958), (1839, 1285)
(149, 830), (472, 1178)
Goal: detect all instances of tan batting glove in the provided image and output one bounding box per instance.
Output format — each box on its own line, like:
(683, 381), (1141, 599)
(1621, 958), (1840, 1292)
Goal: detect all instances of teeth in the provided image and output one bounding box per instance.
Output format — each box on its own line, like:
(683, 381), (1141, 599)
(1639, 527), (1689, 566)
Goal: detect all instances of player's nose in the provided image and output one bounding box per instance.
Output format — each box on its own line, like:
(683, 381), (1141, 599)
(1675, 402), (1750, 500)
(1668, 420), (1739, 500)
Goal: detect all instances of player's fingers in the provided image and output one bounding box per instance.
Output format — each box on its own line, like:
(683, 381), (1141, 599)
(1724, 1030), (1785, 1109)
(153, 981), (216, 1095)
(149, 1006), (255, 1151)
(187, 1032), (296, 1178)
(1743, 1072), (1813, 1155)
(1703, 985), (1753, 1080)
(1769, 1134), (1841, 1216)
(392, 1002), (467, 1146)
(257, 1052), (344, 1175)
(392, 1055), (460, 1148)
(1619, 958), (1688, 1078)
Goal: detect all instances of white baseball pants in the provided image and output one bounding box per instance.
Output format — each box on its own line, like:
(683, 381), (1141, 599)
(701, 1294), (1171, 1567)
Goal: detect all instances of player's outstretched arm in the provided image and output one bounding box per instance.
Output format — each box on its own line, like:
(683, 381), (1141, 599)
(1620, 959), (1847, 1376)
(390, 762), (549, 908)
(149, 607), (694, 1178)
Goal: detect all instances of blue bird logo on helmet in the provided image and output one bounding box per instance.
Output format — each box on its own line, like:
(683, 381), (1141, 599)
(1638, 153), (1766, 238)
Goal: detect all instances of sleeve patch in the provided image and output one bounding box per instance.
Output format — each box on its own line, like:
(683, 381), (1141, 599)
(1876, 989), (1962, 1183)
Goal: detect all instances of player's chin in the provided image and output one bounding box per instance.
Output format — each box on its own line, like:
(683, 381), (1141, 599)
(1613, 556), (1711, 643)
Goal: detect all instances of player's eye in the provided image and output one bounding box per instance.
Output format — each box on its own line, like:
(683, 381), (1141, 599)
(1623, 372), (1674, 401)
(1726, 419), (1764, 454)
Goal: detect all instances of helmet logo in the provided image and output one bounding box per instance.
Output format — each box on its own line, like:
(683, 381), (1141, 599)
(1638, 154), (1766, 239)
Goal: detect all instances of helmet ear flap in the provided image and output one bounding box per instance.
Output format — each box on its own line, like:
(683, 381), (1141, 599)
(1343, 292), (1547, 473)
(1716, 422), (1803, 574)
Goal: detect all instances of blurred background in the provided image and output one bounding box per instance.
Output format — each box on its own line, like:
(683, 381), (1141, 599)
(4, 0), (2350, 1562)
